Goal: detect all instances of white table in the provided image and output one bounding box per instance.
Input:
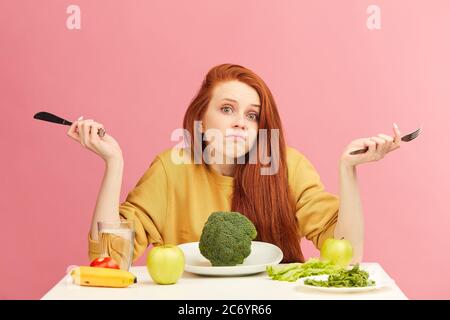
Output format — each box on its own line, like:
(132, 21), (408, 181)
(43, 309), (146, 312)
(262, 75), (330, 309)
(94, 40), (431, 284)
(42, 263), (407, 300)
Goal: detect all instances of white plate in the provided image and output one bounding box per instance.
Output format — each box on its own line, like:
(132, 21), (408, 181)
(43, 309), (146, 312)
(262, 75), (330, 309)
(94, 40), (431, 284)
(177, 241), (283, 276)
(298, 272), (390, 293)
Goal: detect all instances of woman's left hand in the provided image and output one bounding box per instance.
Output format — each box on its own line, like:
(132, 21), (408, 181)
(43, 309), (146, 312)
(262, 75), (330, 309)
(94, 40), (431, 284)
(341, 123), (402, 167)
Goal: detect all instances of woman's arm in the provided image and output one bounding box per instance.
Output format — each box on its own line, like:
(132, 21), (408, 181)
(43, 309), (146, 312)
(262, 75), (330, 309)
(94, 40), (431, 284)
(334, 123), (402, 264)
(89, 158), (124, 240)
(66, 116), (125, 241)
(334, 162), (364, 264)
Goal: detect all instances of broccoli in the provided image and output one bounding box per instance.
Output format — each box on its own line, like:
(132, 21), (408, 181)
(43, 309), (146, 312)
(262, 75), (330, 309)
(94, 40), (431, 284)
(199, 211), (257, 266)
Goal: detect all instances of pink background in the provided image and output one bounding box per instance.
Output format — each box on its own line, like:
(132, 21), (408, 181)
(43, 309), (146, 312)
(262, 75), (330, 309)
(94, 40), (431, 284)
(1, 0), (449, 299)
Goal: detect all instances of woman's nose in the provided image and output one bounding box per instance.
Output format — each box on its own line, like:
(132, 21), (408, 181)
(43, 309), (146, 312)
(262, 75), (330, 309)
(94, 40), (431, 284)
(232, 114), (247, 129)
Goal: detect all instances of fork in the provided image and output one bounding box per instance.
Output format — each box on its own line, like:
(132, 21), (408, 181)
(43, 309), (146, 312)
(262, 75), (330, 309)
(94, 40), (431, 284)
(349, 127), (422, 155)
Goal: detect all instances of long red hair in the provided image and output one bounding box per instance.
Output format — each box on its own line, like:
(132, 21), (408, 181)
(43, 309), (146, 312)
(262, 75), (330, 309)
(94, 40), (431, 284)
(183, 64), (304, 263)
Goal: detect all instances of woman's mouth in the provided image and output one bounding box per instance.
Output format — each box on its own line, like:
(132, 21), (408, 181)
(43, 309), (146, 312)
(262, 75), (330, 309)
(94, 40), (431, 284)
(226, 134), (246, 142)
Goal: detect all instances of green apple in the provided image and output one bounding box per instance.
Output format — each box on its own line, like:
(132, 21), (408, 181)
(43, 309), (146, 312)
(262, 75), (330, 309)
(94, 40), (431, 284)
(146, 245), (185, 285)
(320, 238), (353, 268)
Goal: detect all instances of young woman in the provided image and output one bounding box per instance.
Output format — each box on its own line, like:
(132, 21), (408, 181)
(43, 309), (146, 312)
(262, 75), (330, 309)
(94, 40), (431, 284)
(67, 64), (401, 265)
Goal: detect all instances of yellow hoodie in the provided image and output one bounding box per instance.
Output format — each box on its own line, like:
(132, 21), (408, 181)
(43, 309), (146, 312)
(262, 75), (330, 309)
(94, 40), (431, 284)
(88, 146), (339, 263)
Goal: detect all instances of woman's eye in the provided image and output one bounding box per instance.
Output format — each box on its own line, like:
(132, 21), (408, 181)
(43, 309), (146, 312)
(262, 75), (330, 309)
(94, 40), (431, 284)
(221, 106), (233, 114)
(247, 113), (259, 121)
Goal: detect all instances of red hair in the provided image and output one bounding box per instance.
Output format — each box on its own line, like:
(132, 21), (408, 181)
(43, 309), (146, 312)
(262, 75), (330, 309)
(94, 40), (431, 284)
(183, 64), (304, 263)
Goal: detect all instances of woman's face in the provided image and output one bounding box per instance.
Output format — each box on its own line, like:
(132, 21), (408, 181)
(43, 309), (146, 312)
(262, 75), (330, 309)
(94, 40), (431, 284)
(201, 80), (260, 162)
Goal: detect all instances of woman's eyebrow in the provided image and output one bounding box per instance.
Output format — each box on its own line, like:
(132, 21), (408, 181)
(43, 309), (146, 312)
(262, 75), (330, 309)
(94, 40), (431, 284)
(221, 98), (260, 108)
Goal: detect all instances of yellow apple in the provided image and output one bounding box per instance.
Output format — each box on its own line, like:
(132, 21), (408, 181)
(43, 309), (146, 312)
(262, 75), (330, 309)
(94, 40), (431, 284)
(146, 245), (185, 285)
(320, 238), (353, 268)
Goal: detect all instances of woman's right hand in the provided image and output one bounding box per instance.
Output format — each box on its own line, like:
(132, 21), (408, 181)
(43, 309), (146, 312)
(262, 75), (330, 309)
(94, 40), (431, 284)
(67, 116), (123, 163)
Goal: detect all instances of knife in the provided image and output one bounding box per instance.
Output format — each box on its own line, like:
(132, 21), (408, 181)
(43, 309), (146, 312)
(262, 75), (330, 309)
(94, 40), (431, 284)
(33, 111), (105, 137)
